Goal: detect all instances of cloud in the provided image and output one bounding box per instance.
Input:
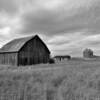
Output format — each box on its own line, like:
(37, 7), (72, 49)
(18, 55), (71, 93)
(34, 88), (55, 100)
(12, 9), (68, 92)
(0, 0), (99, 34)
(18, 0), (99, 35)
(0, 0), (18, 14)
(47, 33), (100, 56)
(0, 0), (99, 35)
(0, 0), (100, 56)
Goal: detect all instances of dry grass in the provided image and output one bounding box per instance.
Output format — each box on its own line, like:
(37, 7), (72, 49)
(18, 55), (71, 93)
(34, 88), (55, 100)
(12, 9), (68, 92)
(0, 59), (100, 100)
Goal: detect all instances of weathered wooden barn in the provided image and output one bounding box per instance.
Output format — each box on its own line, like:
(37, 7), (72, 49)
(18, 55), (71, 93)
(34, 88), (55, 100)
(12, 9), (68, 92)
(0, 35), (50, 66)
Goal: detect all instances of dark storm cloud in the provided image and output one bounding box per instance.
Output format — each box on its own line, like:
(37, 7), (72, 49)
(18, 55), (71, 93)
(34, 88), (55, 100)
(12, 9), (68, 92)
(21, 10), (64, 34)
(21, 10), (84, 35)
(19, 0), (100, 36)
(0, 0), (18, 14)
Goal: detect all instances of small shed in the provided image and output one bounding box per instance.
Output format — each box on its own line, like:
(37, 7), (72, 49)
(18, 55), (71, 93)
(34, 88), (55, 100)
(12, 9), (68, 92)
(0, 35), (50, 66)
(54, 55), (71, 61)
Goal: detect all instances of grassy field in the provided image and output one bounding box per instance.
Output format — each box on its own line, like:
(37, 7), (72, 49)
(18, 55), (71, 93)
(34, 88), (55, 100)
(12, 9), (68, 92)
(0, 59), (100, 100)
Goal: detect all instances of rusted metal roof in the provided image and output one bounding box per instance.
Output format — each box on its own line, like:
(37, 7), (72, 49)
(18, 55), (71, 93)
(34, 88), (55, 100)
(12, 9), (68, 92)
(0, 35), (50, 53)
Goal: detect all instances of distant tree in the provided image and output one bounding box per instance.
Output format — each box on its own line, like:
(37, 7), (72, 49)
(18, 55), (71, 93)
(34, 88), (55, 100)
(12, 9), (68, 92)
(83, 48), (93, 58)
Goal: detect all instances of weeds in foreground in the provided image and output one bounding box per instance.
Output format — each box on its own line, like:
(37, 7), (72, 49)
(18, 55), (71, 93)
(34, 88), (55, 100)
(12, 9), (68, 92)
(0, 60), (100, 100)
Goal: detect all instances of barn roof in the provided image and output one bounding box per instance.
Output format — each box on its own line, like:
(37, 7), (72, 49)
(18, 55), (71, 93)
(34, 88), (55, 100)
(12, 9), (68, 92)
(0, 35), (50, 53)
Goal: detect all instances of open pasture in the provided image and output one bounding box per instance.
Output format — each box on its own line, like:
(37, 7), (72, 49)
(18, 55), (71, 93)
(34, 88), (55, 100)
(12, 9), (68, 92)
(0, 59), (100, 100)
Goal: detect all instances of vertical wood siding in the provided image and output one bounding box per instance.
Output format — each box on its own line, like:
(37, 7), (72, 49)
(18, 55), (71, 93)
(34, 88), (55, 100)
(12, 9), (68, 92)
(18, 37), (50, 65)
(0, 52), (18, 65)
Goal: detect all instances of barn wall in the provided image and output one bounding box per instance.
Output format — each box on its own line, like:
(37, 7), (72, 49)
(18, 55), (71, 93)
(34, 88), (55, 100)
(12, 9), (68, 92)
(18, 37), (50, 65)
(0, 52), (18, 65)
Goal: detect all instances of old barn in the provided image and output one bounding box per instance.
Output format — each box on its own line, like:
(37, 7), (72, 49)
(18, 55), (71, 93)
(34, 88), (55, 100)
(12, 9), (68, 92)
(0, 35), (50, 66)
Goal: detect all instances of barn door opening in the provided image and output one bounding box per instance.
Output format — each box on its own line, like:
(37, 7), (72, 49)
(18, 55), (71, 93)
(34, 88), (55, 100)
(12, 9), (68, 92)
(24, 58), (28, 65)
(20, 57), (28, 65)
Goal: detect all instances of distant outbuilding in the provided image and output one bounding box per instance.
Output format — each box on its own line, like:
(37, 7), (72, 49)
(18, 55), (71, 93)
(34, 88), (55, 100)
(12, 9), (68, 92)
(54, 55), (71, 61)
(0, 35), (50, 66)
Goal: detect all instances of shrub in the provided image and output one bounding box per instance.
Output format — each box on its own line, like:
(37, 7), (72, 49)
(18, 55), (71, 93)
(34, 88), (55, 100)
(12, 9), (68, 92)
(49, 58), (55, 64)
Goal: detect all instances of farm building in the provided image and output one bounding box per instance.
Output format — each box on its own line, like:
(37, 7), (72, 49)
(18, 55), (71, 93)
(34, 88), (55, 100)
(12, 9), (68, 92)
(54, 55), (71, 61)
(0, 35), (50, 66)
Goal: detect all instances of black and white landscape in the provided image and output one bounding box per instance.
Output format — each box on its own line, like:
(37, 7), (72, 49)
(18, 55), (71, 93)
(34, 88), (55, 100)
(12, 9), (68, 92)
(0, 0), (100, 100)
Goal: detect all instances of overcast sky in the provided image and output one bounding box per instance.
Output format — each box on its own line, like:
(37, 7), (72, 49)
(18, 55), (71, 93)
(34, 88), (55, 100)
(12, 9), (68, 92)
(0, 0), (100, 56)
